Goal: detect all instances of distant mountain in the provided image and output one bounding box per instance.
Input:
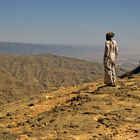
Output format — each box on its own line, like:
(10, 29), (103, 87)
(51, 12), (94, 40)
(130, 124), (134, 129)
(0, 41), (103, 61)
(0, 41), (139, 68)
(119, 63), (138, 70)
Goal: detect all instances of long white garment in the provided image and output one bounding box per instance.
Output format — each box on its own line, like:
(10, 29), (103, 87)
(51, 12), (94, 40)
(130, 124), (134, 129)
(104, 39), (118, 85)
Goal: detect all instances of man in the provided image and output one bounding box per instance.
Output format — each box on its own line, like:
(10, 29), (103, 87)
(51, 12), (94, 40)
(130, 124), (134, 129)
(104, 32), (118, 86)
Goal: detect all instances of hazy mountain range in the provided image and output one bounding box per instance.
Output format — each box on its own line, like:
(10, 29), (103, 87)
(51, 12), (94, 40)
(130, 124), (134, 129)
(0, 41), (139, 70)
(0, 41), (102, 62)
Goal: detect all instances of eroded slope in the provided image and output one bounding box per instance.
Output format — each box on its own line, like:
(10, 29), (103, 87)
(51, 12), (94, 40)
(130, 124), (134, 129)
(0, 74), (140, 140)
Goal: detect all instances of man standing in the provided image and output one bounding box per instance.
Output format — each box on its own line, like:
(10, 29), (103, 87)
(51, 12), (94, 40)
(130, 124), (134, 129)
(104, 32), (118, 86)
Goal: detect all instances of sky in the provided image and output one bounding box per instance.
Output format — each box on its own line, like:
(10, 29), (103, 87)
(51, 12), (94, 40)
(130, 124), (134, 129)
(0, 0), (140, 50)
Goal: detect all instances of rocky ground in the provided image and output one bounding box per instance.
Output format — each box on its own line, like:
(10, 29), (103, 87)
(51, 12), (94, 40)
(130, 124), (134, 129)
(0, 74), (140, 140)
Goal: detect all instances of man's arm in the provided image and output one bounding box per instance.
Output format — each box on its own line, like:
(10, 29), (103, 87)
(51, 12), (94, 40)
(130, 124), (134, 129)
(115, 42), (118, 58)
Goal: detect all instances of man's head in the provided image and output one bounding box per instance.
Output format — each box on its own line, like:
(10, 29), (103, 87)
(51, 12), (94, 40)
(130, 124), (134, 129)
(106, 32), (114, 40)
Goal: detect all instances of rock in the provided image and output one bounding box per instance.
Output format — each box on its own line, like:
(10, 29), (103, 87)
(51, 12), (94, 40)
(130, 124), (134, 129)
(97, 117), (111, 127)
(28, 103), (34, 107)
(6, 123), (15, 128)
(45, 95), (52, 99)
(17, 121), (25, 126)
(6, 112), (13, 116)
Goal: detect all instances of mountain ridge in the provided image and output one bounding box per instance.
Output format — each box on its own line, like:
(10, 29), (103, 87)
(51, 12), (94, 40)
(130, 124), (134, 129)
(0, 41), (103, 62)
(0, 54), (103, 105)
(0, 54), (126, 106)
(1, 41), (140, 69)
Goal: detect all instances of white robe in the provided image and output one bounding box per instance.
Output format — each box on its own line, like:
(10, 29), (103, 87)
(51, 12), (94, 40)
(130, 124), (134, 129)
(104, 39), (118, 85)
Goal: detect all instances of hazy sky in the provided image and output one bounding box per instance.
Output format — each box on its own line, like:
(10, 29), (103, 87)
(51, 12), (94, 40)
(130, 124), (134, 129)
(0, 0), (140, 49)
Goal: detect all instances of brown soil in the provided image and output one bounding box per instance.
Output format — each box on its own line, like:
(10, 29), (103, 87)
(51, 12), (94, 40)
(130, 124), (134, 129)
(0, 74), (140, 140)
